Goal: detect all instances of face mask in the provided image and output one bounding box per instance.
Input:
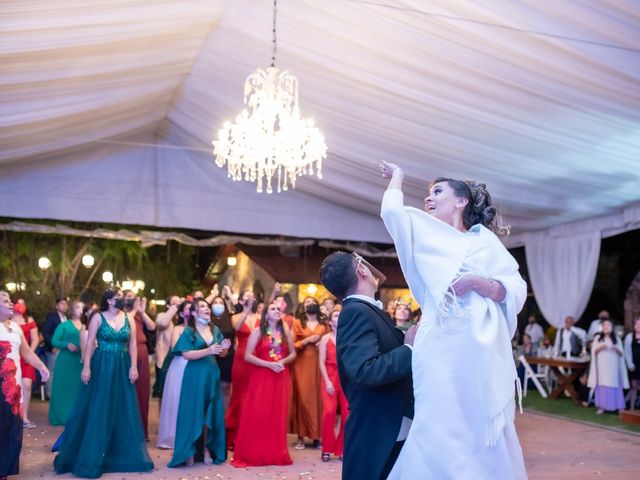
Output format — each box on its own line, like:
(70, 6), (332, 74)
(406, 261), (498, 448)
(124, 298), (136, 310)
(14, 303), (27, 315)
(196, 316), (209, 325)
(114, 298), (126, 310)
(279, 301), (287, 313)
(305, 304), (319, 315)
(211, 305), (225, 317)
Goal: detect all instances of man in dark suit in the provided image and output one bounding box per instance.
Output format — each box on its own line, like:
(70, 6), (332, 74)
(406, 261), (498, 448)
(320, 251), (415, 480)
(42, 297), (68, 397)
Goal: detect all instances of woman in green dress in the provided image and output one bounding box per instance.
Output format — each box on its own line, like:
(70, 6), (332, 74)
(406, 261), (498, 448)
(169, 298), (231, 468)
(54, 288), (154, 478)
(49, 300), (84, 426)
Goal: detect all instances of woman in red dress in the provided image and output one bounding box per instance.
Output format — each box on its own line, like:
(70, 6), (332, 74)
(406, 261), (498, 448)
(123, 291), (156, 441)
(225, 290), (259, 449)
(13, 299), (39, 429)
(231, 301), (296, 467)
(318, 306), (349, 462)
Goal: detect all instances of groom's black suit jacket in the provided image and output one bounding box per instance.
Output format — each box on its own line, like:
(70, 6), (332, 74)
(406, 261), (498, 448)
(337, 298), (413, 480)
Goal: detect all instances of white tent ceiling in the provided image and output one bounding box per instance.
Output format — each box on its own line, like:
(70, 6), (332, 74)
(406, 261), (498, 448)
(1, 0), (639, 243)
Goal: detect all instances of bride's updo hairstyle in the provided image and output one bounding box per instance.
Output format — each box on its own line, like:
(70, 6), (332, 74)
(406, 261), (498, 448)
(430, 177), (508, 235)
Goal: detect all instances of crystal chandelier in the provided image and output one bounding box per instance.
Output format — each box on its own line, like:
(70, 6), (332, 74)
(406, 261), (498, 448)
(212, 0), (327, 194)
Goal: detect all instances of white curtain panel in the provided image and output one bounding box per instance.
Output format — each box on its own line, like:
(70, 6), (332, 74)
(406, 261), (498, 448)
(525, 231), (601, 328)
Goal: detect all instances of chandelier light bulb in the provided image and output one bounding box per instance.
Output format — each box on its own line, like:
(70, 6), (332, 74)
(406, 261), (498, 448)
(227, 256), (237, 266)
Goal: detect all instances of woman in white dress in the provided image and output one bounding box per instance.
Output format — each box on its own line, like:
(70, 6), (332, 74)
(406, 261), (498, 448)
(587, 319), (628, 414)
(156, 301), (191, 449)
(0, 291), (49, 478)
(380, 162), (527, 480)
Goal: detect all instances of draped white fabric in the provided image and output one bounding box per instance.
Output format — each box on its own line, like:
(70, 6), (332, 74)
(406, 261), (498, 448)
(525, 231), (601, 328)
(0, 0), (639, 243)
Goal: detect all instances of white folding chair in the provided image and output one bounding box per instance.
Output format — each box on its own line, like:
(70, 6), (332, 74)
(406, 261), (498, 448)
(518, 355), (548, 398)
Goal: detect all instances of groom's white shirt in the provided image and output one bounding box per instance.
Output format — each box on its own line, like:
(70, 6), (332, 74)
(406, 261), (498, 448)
(344, 294), (413, 441)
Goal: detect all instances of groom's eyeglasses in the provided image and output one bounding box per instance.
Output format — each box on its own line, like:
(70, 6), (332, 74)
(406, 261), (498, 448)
(352, 252), (387, 287)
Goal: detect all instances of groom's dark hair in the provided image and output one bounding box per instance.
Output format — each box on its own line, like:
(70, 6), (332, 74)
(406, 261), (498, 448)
(320, 251), (357, 299)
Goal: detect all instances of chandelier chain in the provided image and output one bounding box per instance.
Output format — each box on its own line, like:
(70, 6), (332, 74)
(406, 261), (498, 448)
(271, 0), (278, 67)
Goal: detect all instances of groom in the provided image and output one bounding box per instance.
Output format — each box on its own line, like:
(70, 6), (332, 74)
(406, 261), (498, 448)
(320, 251), (415, 480)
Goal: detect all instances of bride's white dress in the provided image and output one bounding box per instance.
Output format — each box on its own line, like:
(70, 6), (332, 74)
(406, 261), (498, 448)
(381, 189), (528, 480)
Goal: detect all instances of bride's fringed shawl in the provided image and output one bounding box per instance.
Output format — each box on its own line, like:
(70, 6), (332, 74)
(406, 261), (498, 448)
(381, 188), (527, 446)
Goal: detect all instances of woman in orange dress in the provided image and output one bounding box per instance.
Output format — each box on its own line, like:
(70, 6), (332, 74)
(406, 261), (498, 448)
(231, 301), (296, 467)
(224, 290), (259, 450)
(290, 296), (329, 450)
(318, 306), (349, 462)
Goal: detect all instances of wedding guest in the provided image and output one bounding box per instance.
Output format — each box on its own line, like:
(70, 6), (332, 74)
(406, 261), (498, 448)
(225, 290), (258, 450)
(538, 336), (554, 358)
(0, 291), (49, 480)
(169, 299), (230, 467)
(54, 288), (154, 477)
(211, 295), (235, 411)
(553, 316), (586, 357)
(587, 319), (629, 414)
(290, 296), (329, 450)
(153, 295), (181, 410)
(624, 318), (640, 410)
(385, 299), (397, 321)
(524, 315), (545, 346)
(275, 293), (295, 327)
(49, 301), (84, 426)
(79, 304), (96, 357)
(256, 301), (265, 318)
(320, 297), (336, 317)
(123, 290), (156, 441)
(231, 301), (296, 467)
(42, 298), (68, 398)
(12, 299), (38, 429)
(516, 333), (538, 389)
(587, 310), (610, 342)
(271, 282), (295, 327)
(393, 302), (416, 332)
(157, 300), (191, 449)
(318, 307), (349, 462)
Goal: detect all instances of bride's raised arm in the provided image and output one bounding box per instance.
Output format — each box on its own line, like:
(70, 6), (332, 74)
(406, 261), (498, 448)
(379, 161), (404, 191)
(379, 162), (427, 306)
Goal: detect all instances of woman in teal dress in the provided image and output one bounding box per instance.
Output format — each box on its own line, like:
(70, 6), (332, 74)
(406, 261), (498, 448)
(49, 300), (84, 426)
(54, 288), (154, 478)
(169, 298), (231, 468)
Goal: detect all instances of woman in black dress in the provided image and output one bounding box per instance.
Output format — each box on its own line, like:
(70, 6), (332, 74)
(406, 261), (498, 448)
(624, 317), (640, 410)
(211, 295), (235, 410)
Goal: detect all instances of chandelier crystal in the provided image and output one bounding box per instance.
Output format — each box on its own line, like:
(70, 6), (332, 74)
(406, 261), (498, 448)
(212, 1), (327, 194)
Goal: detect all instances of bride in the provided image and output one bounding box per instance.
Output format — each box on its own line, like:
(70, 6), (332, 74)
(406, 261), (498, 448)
(380, 162), (527, 479)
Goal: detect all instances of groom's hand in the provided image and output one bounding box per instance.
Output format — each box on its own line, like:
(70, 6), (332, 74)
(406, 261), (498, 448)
(404, 324), (418, 346)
